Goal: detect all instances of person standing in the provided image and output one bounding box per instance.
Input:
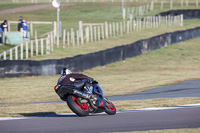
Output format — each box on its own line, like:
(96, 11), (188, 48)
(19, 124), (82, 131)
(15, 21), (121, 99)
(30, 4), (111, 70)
(0, 20), (8, 32)
(0, 26), (2, 43)
(22, 19), (28, 38)
(18, 16), (23, 31)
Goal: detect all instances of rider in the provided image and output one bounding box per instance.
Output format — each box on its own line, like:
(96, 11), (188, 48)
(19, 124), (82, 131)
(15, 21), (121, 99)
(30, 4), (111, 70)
(57, 68), (95, 93)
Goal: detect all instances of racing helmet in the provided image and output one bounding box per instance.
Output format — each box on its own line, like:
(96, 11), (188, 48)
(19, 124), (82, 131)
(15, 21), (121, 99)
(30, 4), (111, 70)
(61, 68), (72, 76)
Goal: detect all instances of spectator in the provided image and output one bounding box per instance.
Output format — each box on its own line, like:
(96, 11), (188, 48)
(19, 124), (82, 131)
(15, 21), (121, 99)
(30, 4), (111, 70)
(0, 20), (8, 32)
(18, 16), (23, 31)
(22, 19), (28, 38)
(0, 26), (2, 34)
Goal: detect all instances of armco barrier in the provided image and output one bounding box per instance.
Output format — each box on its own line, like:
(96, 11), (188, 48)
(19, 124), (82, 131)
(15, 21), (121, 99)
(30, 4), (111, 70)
(0, 26), (200, 78)
(159, 9), (200, 19)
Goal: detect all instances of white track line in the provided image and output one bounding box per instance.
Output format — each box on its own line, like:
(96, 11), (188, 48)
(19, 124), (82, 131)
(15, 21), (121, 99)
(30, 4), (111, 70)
(1, 103), (200, 121)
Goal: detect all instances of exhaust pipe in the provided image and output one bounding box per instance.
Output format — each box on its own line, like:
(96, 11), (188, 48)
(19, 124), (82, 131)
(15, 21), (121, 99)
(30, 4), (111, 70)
(73, 90), (90, 99)
(73, 89), (97, 110)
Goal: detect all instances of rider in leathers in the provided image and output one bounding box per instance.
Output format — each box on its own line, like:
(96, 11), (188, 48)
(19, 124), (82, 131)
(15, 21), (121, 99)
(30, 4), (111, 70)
(57, 68), (95, 93)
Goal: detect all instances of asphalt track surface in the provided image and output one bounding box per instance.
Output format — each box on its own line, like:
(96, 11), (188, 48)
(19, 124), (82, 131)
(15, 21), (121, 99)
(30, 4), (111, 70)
(108, 79), (200, 101)
(0, 106), (200, 133)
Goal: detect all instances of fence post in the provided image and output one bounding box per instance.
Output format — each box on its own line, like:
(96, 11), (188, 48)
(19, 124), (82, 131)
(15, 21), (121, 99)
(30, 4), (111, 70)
(90, 25), (93, 42)
(67, 32), (70, 47)
(71, 28), (75, 47)
(105, 22), (108, 39)
(41, 39), (44, 55)
(180, 14), (183, 26)
(133, 20), (136, 31)
(127, 21), (129, 34)
(36, 39), (38, 56)
(30, 21), (33, 37)
(97, 27), (100, 41)
(85, 27), (89, 43)
(113, 23), (115, 37)
(35, 30), (37, 40)
(101, 25), (104, 40)
(123, 21), (126, 33)
(15, 46), (18, 60)
(50, 32), (53, 52)
(94, 27), (97, 41)
(80, 30), (83, 45)
(26, 42), (28, 59)
(153, 16), (156, 28)
(136, 19), (139, 31)
(79, 21), (83, 37)
(3, 51), (6, 60)
(150, 0), (154, 11)
(109, 23), (112, 37)
(160, 0), (164, 9)
(196, 0), (199, 7)
(120, 22), (123, 36)
(54, 21), (57, 40)
(116, 22), (119, 36)
(8, 21), (11, 32)
(4, 28), (8, 45)
(76, 30), (79, 46)
(170, 0), (173, 9)
(31, 41), (33, 57)
(130, 20), (132, 32)
(48, 34), (51, 51)
(186, 0), (188, 6)
(63, 29), (66, 48)
(142, 18), (145, 30)
(79, 21), (84, 45)
(46, 38), (50, 54)
(181, 0), (183, 7)
(57, 31), (59, 48)
(10, 49), (12, 60)
(20, 42), (23, 60)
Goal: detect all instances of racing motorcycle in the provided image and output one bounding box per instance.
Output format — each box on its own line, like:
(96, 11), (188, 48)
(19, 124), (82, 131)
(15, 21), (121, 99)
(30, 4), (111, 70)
(54, 80), (116, 116)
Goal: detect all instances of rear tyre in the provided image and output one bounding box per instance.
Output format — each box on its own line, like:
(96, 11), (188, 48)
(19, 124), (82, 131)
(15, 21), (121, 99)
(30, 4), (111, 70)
(104, 97), (116, 115)
(66, 95), (90, 117)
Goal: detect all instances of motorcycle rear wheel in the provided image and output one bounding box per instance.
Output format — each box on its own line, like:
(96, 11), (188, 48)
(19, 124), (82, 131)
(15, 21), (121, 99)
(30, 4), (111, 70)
(104, 97), (116, 115)
(66, 95), (90, 117)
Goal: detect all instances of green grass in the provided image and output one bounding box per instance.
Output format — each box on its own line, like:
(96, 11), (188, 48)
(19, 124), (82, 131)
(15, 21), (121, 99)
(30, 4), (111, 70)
(122, 128), (200, 133)
(0, 44), (15, 53)
(0, 3), (35, 10)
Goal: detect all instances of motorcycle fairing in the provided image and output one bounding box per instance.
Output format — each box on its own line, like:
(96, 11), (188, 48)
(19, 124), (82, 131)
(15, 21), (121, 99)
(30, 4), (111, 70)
(93, 84), (106, 113)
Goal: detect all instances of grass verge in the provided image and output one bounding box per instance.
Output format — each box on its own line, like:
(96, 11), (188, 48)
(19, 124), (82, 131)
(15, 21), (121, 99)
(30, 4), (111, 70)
(120, 128), (200, 133)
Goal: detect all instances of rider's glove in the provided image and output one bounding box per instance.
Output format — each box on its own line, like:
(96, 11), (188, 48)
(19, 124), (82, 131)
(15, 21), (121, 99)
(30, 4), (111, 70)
(87, 77), (94, 84)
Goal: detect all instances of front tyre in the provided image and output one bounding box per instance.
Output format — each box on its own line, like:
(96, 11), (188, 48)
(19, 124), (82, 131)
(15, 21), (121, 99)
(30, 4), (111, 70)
(66, 95), (90, 117)
(104, 97), (116, 115)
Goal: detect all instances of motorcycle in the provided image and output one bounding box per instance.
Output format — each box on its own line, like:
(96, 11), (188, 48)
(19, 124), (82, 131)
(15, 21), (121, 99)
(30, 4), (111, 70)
(54, 80), (116, 116)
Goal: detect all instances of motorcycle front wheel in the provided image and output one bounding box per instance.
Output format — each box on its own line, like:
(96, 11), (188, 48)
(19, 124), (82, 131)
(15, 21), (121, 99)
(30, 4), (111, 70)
(104, 97), (116, 115)
(66, 95), (90, 117)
